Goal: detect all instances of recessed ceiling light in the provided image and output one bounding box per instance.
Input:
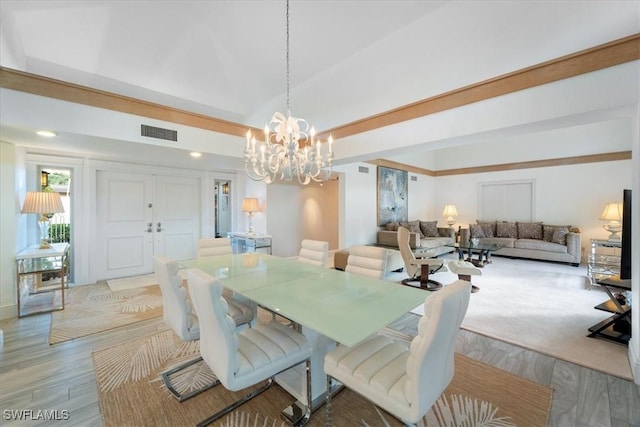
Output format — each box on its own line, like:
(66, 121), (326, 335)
(36, 130), (57, 137)
(190, 152), (202, 158)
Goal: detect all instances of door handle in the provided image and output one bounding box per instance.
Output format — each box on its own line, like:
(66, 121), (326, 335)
(144, 222), (152, 233)
(157, 222), (164, 232)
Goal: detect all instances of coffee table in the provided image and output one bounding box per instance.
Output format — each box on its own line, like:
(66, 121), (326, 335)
(446, 242), (504, 267)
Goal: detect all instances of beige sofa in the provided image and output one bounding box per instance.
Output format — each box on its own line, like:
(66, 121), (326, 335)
(377, 221), (455, 257)
(460, 221), (581, 266)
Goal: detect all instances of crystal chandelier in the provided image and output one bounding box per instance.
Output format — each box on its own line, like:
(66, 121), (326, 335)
(244, 0), (334, 185)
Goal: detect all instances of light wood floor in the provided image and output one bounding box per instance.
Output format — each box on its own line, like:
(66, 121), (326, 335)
(1, 310), (639, 426)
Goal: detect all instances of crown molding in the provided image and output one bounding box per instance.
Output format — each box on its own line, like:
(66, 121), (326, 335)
(369, 151), (632, 177)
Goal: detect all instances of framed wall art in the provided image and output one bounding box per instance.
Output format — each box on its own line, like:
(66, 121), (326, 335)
(377, 166), (408, 226)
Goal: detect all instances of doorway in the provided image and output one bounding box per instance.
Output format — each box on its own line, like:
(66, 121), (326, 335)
(215, 180), (231, 237)
(94, 171), (201, 280)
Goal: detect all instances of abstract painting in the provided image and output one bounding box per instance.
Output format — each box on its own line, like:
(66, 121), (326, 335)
(377, 166), (408, 226)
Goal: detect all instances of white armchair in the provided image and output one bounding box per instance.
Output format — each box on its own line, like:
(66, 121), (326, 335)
(184, 268), (313, 426)
(324, 280), (471, 425)
(345, 245), (388, 279)
(298, 239), (329, 267)
(152, 255), (253, 401)
(397, 226), (447, 290)
(198, 237), (233, 257)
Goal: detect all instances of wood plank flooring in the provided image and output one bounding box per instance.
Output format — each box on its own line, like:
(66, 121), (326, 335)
(1, 310), (639, 426)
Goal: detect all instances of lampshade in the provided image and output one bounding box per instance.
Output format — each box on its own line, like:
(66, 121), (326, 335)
(21, 191), (65, 215)
(599, 203), (622, 221)
(241, 198), (259, 213)
(442, 204), (458, 217)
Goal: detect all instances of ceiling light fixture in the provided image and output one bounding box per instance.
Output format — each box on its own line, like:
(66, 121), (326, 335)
(243, 0), (334, 185)
(190, 152), (202, 158)
(36, 130), (57, 137)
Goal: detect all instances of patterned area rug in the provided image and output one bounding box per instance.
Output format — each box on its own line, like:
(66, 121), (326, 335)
(92, 330), (552, 426)
(49, 283), (162, 344)
(107, 273), (158, 292)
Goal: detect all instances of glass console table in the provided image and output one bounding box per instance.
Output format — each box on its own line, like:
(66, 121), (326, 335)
(16, 243), (69, 317)
(228, 232), (272, 254)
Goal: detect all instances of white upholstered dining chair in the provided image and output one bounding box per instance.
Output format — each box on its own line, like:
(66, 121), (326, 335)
(297, 239), (329, 267)
(152, 255), (254, 401)
(324, 279), (472, 426)
(397, 226), (447, 290)
(184, 268), (313, 427)
(345, 245), (388, 279)
(198, 237), (233, 257)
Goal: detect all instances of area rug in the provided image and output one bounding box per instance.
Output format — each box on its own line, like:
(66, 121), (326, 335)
(107, 273), (158, 292)
(92, 330), (552, 426)
(49, 283), (162, 344)
(403, 255), (633, 380)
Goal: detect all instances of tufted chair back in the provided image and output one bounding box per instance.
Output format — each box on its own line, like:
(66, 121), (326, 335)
(298, 239), (329, 267)
(405, 280), (471, 420)
(198, 237), (233, 258)
(345, 245), (388, 279)
(184, 268), (238, 388)
(153, 255), (199, 342)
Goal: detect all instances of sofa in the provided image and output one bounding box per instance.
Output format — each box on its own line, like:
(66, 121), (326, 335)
(460, 220), (581, 266)
(377, 220), (455, 257)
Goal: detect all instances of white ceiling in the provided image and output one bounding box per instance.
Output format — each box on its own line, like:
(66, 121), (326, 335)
(1, 0), (639, 169)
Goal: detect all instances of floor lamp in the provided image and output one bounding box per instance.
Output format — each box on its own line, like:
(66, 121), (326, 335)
(21, 191), (65, 249)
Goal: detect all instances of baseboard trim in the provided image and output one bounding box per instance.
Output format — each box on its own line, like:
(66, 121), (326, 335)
(0, 304), (18, 320)
(628, 338), (640, 385)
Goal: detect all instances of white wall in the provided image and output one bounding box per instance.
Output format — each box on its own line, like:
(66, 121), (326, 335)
(0, 142), (18, 318)
(266, 183), (302, 257)
(300, 180), (339, 251)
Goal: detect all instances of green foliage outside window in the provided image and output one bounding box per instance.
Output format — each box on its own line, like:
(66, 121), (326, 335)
(49, 223), (70, 243)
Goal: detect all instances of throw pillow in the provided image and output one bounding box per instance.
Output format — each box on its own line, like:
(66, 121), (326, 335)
(476, 220), (496, 237)
(496, 221), (518, 238)
(543, 224), (571, 242)
(469, 224), (485, 238)
(419, 220), (439, 237)
(407, 220), (423, 237)
(551, 226), (570, 245)
(517, 222), (543, 240)
(385, 222), (399, 231)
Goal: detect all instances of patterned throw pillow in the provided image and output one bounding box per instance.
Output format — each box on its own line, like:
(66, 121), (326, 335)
(469, 224), (485, 238)
(407, 220), (424, 237)
(551, 226), (570, 245)
(476, 221), (496, 237)
(496, 221), (518, 238)
(517, 222), (543, 240)
(385, 222), (399, 231)
(419, 220), (439, 237)
(543, 225), (571, 242)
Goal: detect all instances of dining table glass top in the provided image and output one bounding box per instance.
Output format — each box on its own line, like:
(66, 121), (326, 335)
(180, 253), (428, 347)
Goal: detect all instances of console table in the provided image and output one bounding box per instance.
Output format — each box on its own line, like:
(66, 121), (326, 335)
(228, 232), (272, 254)
(16, 243), (69, 317)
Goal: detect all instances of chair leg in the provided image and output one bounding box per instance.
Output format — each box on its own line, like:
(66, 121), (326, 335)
(161, 356), (220, 402)
(197, 378), (275, 427)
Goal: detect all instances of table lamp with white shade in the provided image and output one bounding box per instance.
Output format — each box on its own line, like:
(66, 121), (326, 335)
(599, 202), (623, 241)
(241, 197), (260, 235)
(442, 204), (458, 227)
(21, 191), (65, 249)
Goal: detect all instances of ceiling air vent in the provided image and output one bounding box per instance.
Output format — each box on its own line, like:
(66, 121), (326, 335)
(141, 124), (178, 142)
(358, 166), (369, 174)
(411, 175), (417, 182)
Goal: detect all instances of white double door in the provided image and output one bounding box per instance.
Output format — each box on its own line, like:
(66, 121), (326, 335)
(95, 171), (201, 280)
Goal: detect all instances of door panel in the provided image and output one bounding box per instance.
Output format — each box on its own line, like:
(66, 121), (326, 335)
(153, 175), (200, 261)
(96, 171), (153, 280)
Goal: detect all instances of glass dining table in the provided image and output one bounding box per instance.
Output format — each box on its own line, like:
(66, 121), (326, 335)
(180, 253), (428, 412)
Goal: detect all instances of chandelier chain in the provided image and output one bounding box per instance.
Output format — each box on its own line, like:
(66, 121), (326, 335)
(286, 0), (290, 115)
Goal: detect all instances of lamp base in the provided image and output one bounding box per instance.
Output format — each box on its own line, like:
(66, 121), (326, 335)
(39, 239), (53, 249)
